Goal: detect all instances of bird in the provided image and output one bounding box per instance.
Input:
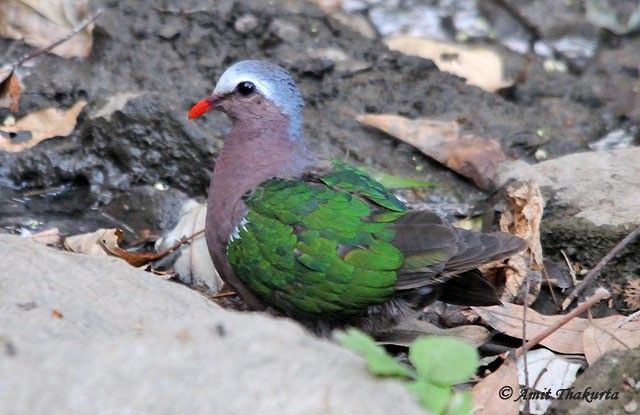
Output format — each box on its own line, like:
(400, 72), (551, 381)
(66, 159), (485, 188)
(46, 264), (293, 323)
(188, 60), (527, 334)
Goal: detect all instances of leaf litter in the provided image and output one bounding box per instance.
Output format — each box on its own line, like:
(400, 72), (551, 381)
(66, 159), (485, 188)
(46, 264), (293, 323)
(0, 100), (87, 152)
(356, 113), (506, 190)
(63, 227), (204, 271)
(0, 0), (95, 58)
(385, 36), (513, 93)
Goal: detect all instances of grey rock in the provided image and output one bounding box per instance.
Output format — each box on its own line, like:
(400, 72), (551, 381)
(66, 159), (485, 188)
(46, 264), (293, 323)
(496, 147), (640, 293)
(497, 147), (640, 228)
(548, 348), (640, 415)
(0, 235), (424, 415)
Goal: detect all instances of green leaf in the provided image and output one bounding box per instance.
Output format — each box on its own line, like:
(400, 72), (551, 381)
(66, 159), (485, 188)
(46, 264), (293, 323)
(405, 379), (451, 415)
(445, 391), (473, 415)
(408, 336), (478, 386)
(335, 328), (413, 378)
(362, 168), (438, 189)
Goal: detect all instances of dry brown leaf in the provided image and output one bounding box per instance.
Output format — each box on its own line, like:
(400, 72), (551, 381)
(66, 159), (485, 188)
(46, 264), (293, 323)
(473, 303), (640, 359)
(472, 303), (588, 355)
(25, 227), (60, 245)
(472, 355), (520, 415)
(0, 67), (22, 112)
(64, 227), (172, 267)
(0, 0), (94, 58)
(385, 36), (513, 92)
(582, 315), (640, 364)
(356, 114), (505, 190)
(376, 318), (490, 348)
(0, 100), (87, 152)
(623, 280), (640, 310)
(498, 180), (544, 305)
(64, 228), (123, 256)
(101, 239), (165, 268)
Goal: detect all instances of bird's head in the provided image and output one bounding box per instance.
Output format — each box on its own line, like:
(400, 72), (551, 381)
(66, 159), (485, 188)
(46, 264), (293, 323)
(188, 60), (304, 141)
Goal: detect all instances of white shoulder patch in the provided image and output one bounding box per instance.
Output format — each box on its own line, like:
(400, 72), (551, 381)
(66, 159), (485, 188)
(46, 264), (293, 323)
(228, 217), (250, 243)
(213, 67), (275, 100)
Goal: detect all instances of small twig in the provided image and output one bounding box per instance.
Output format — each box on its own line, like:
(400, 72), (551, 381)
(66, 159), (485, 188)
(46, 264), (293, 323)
(490, 0), (541, 45)
(13, 9), (104, 69)
(99, 211), (136, 234)
(540, 261), (558, 306)
(515, 288), (611, 358)
(562, 224), (640, 310)
(622, 309), (640, 326)
(155, 229), (205, 257)
(560, 249), (578, 287)
(210, 291), (237, 299)
(521, 272), (531, 414)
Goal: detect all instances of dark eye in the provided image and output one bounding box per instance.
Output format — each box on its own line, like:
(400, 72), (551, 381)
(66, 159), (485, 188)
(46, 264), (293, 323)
(236, 81), (256, 97)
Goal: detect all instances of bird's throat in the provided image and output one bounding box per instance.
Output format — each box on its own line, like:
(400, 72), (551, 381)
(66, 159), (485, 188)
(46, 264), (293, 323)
(206, 118), (318, 263)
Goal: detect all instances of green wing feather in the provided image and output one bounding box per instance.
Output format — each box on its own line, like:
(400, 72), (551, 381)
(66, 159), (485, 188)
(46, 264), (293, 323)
(226, 161), (524, 317)
(320, 160), (407, 212)
(227, 161), (407, 319)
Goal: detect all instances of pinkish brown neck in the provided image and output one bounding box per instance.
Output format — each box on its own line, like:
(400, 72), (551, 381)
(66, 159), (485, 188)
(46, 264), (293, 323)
(209, 120), (317, 238)
(204, 113), (318, 306)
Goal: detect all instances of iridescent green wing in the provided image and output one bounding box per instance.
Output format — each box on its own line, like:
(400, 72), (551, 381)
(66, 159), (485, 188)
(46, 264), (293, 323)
(319, 160), (407, 213)
(227, 167), (406, 319)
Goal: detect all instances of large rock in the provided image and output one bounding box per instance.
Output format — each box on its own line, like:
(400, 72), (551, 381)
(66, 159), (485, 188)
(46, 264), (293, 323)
(498, 147), (640, 228)
(0, 235), (424, 415)
(496, 147), (640, 294)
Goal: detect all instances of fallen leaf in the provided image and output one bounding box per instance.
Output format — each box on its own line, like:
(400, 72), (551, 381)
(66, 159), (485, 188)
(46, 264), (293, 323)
(385, 36), (513, 92)
(623, 280), (640, 311)
(582, 315), (640, 364)
(472, 303), (588, 355)
(500, 181), (544, 263)
(0, 0), (94, 58)
(0, 67), (22, 112)
(376, 318), (490, 348)
(516, 349), (581, 415)
(0, 100), (87, 152)
(51, 309), (64, 319)
(472, 355), (520, 415)
(497, 180), (544, 305)
(356, 114), (505, 190)
(473, 303), (640, 359)
(25, 227), (60, 245)
(155, 200), (223, 291)
(64, 228), (123, 256)
(64, 227), (182, 268)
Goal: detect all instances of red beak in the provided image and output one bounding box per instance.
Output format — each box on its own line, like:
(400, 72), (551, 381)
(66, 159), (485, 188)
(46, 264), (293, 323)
(188, 95), (221, 119)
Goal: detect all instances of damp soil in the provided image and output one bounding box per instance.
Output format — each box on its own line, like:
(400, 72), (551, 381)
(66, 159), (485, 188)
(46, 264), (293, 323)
(0, 0), (637, 314)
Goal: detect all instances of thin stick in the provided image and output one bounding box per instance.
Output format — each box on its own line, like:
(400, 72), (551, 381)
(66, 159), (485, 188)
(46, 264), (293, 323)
(210, 291), (237, 299)
(515, 288), (610, 358)
(14, 9), (104, 68)
(560, 249), (578, 286)
(520, 272), (531, 414)
(562, 224), (640, 310)
(155, 229), (205, 256)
